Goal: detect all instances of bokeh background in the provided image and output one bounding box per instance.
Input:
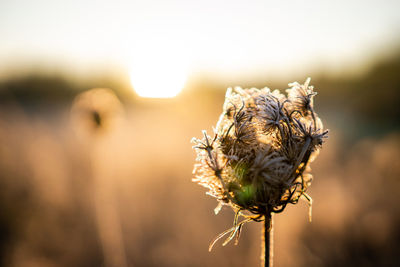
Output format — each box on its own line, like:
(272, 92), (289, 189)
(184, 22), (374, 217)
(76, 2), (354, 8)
(1, 1), (400, 266)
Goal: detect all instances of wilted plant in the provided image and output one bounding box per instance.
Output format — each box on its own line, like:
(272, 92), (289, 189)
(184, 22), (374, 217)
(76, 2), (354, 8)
(192, 78), (328, 266)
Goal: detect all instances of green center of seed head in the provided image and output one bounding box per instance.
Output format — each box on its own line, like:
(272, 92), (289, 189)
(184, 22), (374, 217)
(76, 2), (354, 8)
(235, 184), (256, 206)
(227, 162), (257, 207)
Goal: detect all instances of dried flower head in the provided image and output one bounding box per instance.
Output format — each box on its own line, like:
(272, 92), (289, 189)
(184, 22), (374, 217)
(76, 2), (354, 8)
(70, 88), (123, 136)
(192, 78), (328, 249)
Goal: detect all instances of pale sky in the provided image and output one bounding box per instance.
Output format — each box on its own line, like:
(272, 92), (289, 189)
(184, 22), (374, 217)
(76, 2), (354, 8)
(0, 0), (399, 80)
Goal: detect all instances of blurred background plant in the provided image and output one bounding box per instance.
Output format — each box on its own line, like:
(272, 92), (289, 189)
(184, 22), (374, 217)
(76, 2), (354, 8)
(0, 1), (399, 266)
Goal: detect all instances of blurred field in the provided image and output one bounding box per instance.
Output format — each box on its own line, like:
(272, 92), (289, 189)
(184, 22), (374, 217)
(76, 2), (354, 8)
(0, 52), (400, 267)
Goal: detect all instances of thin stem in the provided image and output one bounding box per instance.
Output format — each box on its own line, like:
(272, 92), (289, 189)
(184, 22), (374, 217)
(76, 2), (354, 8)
(288, 136), (311, 184)
(311, 108), (317, 130)
(262, 212), (273, 267)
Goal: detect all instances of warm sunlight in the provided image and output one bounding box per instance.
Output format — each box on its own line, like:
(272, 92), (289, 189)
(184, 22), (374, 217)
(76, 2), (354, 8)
(129, 49), (187, 98)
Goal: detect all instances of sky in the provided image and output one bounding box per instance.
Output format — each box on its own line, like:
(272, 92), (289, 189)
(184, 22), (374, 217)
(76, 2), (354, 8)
(0, 0), (399, 80)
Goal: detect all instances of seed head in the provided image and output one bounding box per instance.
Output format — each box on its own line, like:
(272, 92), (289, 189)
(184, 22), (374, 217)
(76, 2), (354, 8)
(192, 78), (328, 249)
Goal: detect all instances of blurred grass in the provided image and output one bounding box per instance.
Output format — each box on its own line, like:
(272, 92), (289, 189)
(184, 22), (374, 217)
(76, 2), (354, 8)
(0, 51), (399, 266)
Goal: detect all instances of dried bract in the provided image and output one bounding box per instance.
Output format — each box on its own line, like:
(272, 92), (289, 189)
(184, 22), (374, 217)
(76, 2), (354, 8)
(192, 79), (328, 249)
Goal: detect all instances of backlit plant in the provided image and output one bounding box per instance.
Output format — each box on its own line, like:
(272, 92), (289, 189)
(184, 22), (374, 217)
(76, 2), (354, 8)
(192, 78), (328, 266)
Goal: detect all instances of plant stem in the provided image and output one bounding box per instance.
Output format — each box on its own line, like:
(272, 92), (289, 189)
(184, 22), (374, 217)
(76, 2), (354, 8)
(262, 212), (273, 267)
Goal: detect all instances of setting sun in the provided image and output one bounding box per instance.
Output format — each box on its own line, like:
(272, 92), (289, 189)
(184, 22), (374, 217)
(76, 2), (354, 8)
(129, 51), (187, 98)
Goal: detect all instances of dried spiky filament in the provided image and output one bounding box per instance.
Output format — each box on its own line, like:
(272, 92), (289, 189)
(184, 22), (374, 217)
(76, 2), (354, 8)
(192, 78), (328, 248)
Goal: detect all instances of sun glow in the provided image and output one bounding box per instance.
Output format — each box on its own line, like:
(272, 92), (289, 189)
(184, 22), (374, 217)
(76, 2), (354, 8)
(129, 49), (188, 98)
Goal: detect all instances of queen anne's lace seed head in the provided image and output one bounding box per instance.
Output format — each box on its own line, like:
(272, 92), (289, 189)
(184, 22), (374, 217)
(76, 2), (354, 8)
(192, 78), (328, 248)
(286, 77), (317, 116)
